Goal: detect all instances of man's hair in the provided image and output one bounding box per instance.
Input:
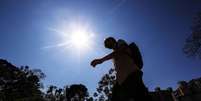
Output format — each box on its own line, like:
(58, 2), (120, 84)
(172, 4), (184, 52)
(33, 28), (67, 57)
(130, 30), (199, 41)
(104, 37), (117, 49)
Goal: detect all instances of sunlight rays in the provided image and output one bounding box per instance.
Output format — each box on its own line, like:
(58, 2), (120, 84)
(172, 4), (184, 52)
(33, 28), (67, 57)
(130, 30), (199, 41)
(44, 19), (95, 56)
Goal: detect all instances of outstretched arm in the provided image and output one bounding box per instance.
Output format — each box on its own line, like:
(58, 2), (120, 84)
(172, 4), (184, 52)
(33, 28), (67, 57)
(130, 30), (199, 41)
(91, 52), (115, 67)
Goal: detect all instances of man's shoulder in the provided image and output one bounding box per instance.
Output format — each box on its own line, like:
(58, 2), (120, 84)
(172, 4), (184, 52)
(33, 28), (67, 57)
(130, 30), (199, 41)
(117, 39), (127, 46)
(115, 39), (130, 53)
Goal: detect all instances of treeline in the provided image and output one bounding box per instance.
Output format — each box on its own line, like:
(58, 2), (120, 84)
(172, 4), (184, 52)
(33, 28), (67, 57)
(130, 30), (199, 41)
(0, 59), (115, 101)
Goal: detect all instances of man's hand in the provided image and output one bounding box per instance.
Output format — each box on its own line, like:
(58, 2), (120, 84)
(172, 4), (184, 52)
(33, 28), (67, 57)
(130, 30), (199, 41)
(90, 59), (103, 67)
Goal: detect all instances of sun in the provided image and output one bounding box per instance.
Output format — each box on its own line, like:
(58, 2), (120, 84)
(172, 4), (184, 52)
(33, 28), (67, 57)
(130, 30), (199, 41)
(69, 24), (92, 50)
(46, 20), (95, 55)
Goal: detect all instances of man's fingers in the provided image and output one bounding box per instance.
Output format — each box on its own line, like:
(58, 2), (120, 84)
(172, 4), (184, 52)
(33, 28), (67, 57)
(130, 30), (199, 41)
(90, 61), (93, 66)
(90, 60), (94, 65)
(90, 60), (96, 67)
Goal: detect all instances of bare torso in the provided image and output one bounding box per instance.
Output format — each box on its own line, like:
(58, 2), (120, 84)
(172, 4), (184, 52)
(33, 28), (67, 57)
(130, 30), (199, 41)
(113, 42), (139, 85)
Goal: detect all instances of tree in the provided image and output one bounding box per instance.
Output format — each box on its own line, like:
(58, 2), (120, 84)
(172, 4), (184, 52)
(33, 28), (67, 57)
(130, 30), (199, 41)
(45, 84), (91, 101)
(45, 85), (65, 101)
(0, 59), (94, 101)
(66, 84), (90, 101)
(0, 59), (45, 101)
(183, 12), (201, 58)
(93, 68), (116, 101)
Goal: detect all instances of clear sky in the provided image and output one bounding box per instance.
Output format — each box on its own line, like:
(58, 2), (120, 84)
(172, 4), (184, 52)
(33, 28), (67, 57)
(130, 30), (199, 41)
(1, 0), (201, 94)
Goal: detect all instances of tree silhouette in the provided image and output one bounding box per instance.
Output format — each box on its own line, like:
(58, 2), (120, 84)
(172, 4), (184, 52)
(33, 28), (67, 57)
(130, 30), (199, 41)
(0, 59), (96, 101)
(183, 12), (201, 58)
(0, 59), (94, 101)
(0, 59), (45, 101)
(45, 84), (92, 101)
(45, 85), (65, 101)
(66, 84), (89, 101)
(93, 68), (116, 101)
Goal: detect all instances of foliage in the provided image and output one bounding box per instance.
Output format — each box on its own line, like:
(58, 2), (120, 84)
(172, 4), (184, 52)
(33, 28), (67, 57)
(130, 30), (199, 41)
(45, 84), (92, 101)
(0, 59), (95, 101)
(183, 12), (201, 58)
(93, 68), (116, 101)
(66, 84), (89, 101)
(0, 59), (45, 101)
(45, 85), (64, 101)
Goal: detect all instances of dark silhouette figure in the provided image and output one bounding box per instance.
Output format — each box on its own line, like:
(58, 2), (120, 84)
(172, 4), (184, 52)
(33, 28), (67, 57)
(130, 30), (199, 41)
(91, 37), (150, 101)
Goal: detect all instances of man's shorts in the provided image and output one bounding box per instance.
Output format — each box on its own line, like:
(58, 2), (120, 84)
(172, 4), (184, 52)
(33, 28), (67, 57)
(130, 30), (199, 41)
(111, 70), (150, 101)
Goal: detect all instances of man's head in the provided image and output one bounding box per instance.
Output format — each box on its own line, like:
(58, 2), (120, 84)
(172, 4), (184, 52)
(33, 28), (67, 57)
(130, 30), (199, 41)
(104, 37), (117, 49)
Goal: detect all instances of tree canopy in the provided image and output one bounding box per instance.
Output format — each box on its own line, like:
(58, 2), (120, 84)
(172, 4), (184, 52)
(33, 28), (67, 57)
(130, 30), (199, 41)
(0, 59), (93, 101)
(183, 12), (201, 58)
(0, 59), (45, 101)
(93, 68), (116, 101)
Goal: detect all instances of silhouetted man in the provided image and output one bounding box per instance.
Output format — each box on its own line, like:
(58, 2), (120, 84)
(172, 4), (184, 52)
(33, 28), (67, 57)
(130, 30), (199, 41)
(91, 37), (149, 101)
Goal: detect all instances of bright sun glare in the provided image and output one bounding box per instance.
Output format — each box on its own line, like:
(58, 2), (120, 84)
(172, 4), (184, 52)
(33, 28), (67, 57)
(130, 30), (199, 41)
(69, 25), (92, 50)
(46, 20), (95, 55)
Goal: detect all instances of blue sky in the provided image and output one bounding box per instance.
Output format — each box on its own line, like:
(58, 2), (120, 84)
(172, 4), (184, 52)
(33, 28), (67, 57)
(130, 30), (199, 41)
(1, 0), (201, 94)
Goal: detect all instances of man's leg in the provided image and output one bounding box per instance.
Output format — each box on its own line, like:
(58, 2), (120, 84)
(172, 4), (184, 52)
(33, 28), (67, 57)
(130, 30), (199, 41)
(111, 83), (120, 101)
(123, 70), (151, 101)
(111, 83), (128, 101)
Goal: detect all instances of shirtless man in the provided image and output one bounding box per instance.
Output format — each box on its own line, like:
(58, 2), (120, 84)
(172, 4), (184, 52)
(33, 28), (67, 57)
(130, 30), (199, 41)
(91, 37), (149, 101)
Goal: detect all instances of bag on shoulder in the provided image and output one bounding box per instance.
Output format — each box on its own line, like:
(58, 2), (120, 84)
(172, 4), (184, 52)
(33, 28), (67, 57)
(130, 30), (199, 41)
(129, 42), (143, 69)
